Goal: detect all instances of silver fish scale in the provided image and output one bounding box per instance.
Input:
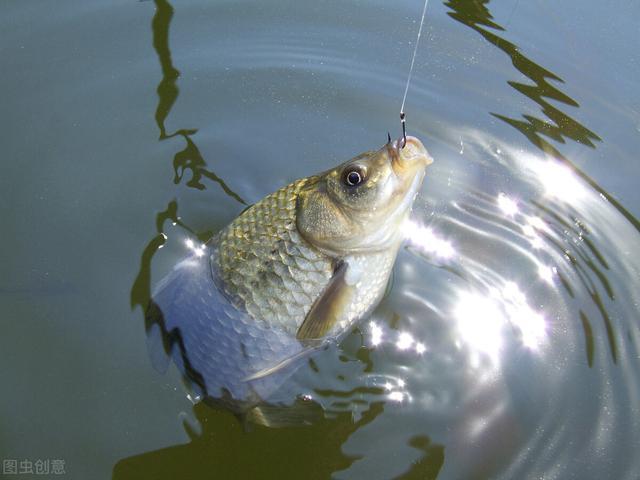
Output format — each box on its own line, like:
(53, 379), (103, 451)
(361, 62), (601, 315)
(216, 178), (334, 335)
(151, 255), (306, 401)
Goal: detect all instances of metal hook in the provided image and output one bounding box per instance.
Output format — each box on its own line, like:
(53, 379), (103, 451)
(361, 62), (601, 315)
(400, 112), (407, 148)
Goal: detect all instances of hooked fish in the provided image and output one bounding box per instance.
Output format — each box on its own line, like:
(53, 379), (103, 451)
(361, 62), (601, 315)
(148, 135), (432, 421)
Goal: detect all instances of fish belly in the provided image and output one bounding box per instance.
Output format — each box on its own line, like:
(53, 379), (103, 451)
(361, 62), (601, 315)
(148, 252), (311, 403)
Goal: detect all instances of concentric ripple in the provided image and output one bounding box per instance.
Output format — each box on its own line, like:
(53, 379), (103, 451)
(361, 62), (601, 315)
(302, 128), (640, 479)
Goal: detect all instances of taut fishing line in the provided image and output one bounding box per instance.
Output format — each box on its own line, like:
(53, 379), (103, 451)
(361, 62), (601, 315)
(399, 0), (430, 147)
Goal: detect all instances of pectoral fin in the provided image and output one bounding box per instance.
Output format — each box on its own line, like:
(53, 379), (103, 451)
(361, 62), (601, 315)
(243, 344), (323, 382)
(296, 260), (354, 340)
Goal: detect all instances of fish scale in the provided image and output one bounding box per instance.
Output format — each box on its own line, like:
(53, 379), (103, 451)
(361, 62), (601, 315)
(216, 177), (333, 335)
(150, 254), (307, 402)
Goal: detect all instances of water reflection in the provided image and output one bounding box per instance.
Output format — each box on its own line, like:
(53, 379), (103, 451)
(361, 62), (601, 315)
(419, 129), (639, 476)
(403, 220), (456, 260)
(396, 151), (638, 477)
(114, 401), (445, 479)
(448, 154), (622, 366)
(446, 0), (640, 233)
(496, 193), (518, 216)
(113, 401), (385, 480)
(398, 4), (638, 476)
(447, 40), (627, 368)
(530, 159), (587, 202)
(119, 0), (640, 478)
(452, 281), (547, 367)
(152, 0), (178, 141)
(130, 0), (245, 315)
(152, 0), (246, 202)
(446, 0), (601, 149)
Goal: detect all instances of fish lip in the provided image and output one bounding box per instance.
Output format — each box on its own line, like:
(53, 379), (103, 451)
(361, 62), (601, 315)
(389, 135), (433, 173)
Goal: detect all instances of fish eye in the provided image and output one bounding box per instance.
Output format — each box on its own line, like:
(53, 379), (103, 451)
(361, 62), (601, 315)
(344, 167), (365, 186)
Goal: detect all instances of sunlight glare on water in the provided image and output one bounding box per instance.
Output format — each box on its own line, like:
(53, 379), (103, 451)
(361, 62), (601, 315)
(497, 193), (519, 216)
(403, 219), (455, 259)
(184, 238), (206, 257)
(454, 291), (506, 365)
(531, 159), (587, 202)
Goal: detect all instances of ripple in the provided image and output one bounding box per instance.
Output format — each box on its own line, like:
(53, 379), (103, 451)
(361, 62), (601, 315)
(374, 127), (640, 478)
(129, 1), (640, 478)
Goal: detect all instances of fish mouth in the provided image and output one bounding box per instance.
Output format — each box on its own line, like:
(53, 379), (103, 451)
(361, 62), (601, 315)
(356, 134), (431, 251)
(388, 135), (433, 174)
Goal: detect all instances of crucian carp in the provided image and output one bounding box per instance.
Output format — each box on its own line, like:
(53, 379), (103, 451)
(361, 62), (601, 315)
(148, 135), (433, 419)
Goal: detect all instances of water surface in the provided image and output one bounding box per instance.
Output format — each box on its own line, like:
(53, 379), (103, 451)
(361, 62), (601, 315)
(1, 0), (639, 479)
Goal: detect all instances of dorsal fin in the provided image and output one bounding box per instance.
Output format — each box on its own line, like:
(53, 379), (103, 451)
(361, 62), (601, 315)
(296, 260), (354, 340)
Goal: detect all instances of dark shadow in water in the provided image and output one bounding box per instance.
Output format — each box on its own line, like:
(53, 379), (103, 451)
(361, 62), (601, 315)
(152, 0), (178, 140)
(151, 0), (246, 204)
(171, 134), (246, 203)
(445, 0), (639, 234)
(113, 402), (385, 480)
(446, 0), (600, 148)
(445, 0), (631, 365)
(113, 400), (444, 480)
(395, 436), (445, 480)
(580, 311), (595, 367)
(131, 0), (245, 315)
(131, 201), (186, 310)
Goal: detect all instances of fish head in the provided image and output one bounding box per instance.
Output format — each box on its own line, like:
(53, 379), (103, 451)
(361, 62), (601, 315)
(296, 135), (433, 254)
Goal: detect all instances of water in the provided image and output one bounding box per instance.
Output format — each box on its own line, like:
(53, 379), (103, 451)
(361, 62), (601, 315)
(1, 0), (639, 478)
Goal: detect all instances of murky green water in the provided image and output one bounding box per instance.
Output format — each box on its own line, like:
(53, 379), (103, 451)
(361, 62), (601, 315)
(2, 0), (639, 478)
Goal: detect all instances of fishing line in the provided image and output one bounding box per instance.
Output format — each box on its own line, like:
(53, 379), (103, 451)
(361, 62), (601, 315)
(399, 0), (430, 147)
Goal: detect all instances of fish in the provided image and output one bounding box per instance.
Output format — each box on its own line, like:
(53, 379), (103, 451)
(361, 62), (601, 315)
(147, 135), (433, 424)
